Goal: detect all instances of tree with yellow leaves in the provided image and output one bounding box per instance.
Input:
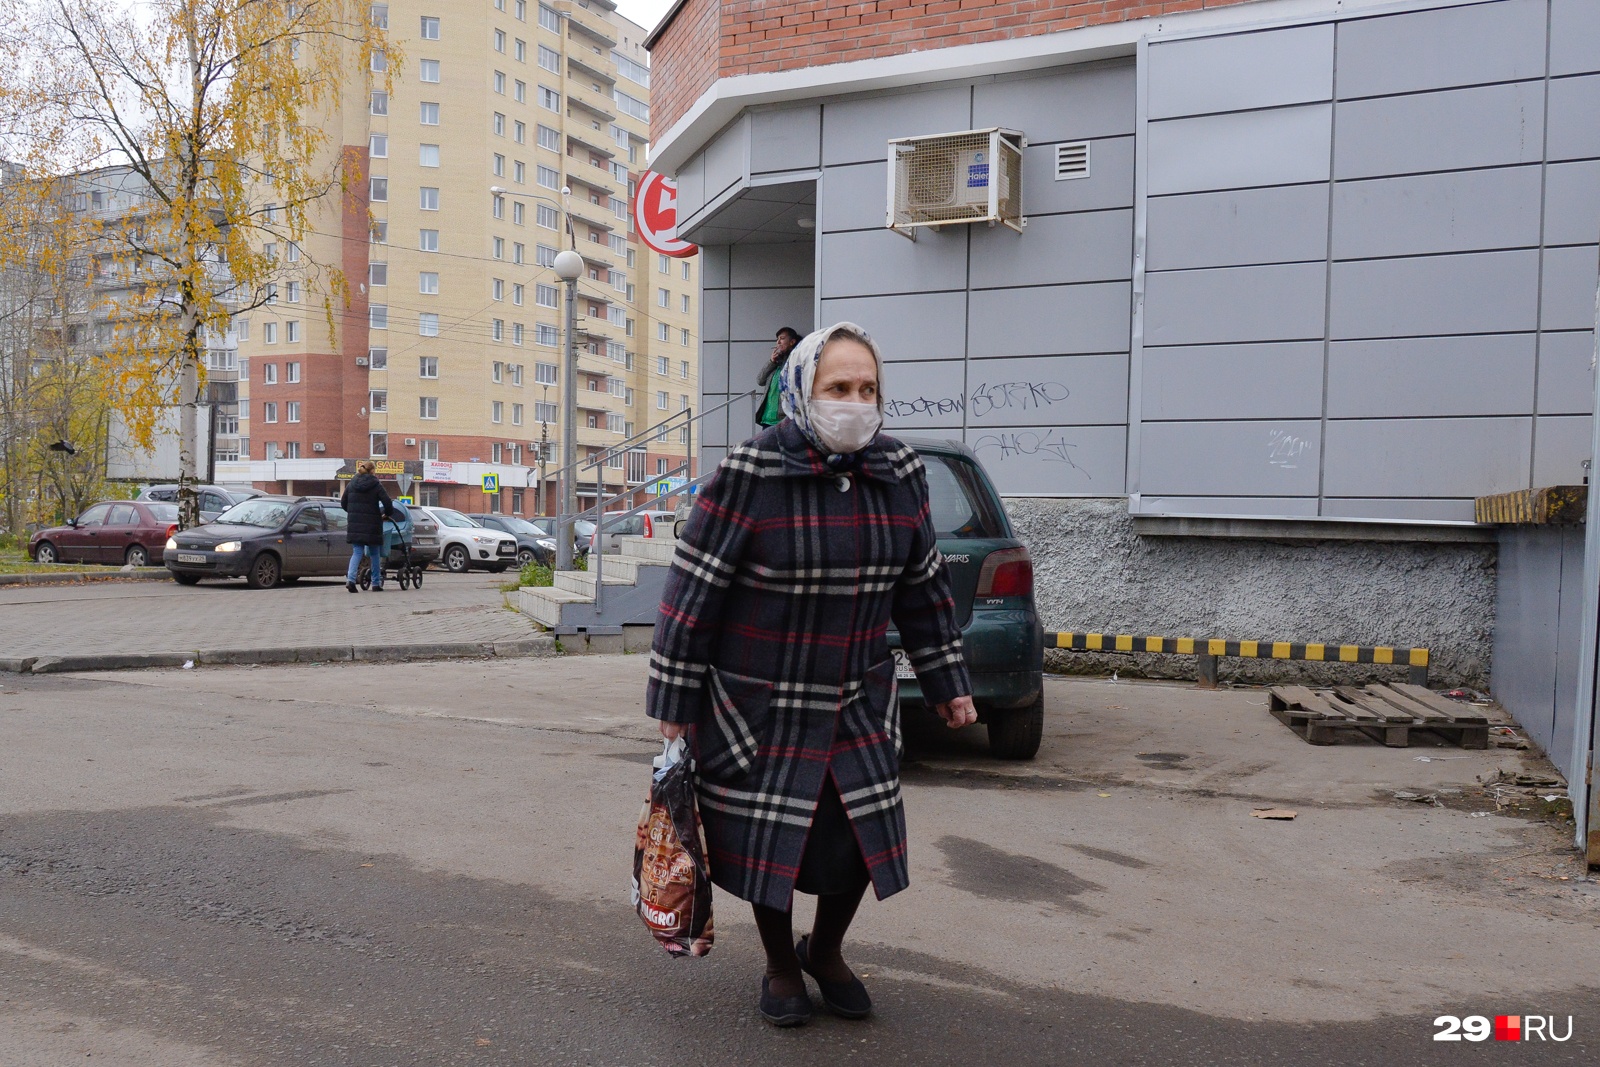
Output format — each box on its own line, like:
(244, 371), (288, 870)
(0, 0), (395, 525)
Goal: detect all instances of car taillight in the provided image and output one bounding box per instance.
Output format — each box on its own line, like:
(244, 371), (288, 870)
(974, 546), (1033, 598)
(642, 513), (653, 538)
(165, 524), (178, 539)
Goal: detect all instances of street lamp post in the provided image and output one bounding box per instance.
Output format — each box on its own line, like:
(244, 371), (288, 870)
(490, 185), (583, 570)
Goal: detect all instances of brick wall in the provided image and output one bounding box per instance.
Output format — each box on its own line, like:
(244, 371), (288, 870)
(649, 0), (1269, 138)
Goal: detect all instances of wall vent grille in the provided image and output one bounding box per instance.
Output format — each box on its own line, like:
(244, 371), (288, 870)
(1055, 141), (1090, 181)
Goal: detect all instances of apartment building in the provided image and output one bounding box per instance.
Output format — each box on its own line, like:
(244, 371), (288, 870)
(222, 0), (696, 517)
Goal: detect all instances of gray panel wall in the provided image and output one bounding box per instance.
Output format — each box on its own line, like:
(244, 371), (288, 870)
(1137, 0), (1600, 521)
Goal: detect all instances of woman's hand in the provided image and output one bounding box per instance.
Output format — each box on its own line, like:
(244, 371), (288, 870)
(659, 720), (688, 741)
(933, 695), (978, 729)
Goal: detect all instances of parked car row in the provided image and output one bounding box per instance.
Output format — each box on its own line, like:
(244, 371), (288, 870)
(29, 501), (183, 567)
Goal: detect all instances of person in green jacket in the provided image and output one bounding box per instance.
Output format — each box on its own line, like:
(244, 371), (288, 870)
(756, 327), (803, 428)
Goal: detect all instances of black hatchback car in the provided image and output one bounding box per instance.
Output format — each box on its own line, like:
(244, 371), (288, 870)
(888, 439), (1044, 760)
(164, 496), (352, 589)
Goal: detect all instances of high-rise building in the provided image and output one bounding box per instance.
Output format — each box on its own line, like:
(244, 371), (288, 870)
(222, 0), (694, 517)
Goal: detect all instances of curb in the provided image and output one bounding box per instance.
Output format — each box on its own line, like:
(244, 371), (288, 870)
(0, 569), (172, 587)
(1, 635), (559, 675)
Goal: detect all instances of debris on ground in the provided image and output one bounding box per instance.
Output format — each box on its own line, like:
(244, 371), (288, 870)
(1441, 687), (1492, 705)
(1393, 791), (1440, 805)
(1251, 808), (1298, 820)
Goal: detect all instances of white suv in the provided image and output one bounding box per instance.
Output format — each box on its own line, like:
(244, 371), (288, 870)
(418, 506), (519, 573)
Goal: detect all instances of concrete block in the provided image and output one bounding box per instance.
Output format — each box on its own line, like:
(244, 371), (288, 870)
(196, 647), (309, 666)
(0, 657), (36, 673)
(292, 646), (354, 663)
(492, 637), (559, 658)
(351, 642), (493, 662)
(30, 652), (192, 673)
(622, 626), (655, 654)
(581, 633), (625, 655)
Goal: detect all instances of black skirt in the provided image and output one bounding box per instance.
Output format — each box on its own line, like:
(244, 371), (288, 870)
(793, 776), (870, 897)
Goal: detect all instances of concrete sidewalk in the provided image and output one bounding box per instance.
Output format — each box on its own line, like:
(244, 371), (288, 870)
(0, 570), (543, 672)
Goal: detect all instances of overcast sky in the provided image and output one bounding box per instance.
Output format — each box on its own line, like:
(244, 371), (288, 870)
(614, 0), (677, 42)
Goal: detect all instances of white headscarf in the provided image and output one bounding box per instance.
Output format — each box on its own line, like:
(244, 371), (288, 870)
(776, 322), (886, 460)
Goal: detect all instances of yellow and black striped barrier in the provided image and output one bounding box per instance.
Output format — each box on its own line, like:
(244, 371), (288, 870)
(1046, 632), (1430, 688)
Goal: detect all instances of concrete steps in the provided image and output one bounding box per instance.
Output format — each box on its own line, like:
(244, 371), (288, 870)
(516, 535), (677, 639)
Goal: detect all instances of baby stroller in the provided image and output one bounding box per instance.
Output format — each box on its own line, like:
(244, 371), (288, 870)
(358, 500), (425, 590)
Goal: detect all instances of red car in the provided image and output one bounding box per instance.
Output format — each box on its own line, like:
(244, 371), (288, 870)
(29, 500), (181, 567)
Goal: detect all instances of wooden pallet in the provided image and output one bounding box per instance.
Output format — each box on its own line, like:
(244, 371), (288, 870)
(1267, 683), (1490, 749)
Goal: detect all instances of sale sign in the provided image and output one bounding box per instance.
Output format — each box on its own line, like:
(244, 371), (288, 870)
(634, 170), (697, 258)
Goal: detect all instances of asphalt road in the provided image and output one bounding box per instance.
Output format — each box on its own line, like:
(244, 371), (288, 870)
(1, 661), (1596, 1066)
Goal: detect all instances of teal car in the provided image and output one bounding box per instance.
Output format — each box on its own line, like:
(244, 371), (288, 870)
(889, 438), (1044, 760)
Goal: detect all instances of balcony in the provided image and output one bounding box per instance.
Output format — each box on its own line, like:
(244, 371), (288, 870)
(565, 83), (616, 123)
(566, 199), (617, 232)
(559, 1), (618, 48)
(565, 126), (616, 160)
(567, 52), (615, 86)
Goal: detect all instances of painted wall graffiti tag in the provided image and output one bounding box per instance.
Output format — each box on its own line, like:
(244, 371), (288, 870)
(971, 429), (1090, 478)
(883, 380), (1072, 421)
(1268, 429), (1313, 469)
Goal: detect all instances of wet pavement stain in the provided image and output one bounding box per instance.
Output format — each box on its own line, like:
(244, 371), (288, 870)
(936, 836), (1103, 911)
(1135, 752), (1191, 771)
(1068, 844), (1153, 870)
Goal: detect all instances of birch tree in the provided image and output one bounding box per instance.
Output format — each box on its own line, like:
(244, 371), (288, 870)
(0, 0), (394, 525)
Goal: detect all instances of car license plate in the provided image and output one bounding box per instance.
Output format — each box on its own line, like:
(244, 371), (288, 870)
(497, 543), (514, 555)
(177, 553), (207, 564)
(892, 648), (916, 679)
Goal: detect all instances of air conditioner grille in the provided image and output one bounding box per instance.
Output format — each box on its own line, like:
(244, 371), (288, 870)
(1056, 141), (1090, 181)
(889, 128), (1025, 236)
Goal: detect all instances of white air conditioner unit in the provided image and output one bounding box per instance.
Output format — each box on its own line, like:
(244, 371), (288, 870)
(355, 356), (369, 366)
(404, 437), (417, 446)
(888, 127), (1026, 238)
(312, 442), (327, 452)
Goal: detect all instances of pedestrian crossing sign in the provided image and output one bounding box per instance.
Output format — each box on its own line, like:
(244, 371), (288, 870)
(397, 495), (414, 505)
(481, 474), (500, 493)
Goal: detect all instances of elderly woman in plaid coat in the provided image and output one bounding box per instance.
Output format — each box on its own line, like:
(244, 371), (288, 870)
(647, 322), (976, 1027)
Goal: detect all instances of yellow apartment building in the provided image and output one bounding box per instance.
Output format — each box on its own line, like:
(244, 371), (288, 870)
(220, 0), (696, 518)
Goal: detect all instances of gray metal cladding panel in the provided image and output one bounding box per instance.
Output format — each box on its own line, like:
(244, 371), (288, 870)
(1551, 0), (1600, 77)
(1533, 414), (1594, 486)
(1544, 161), (1600, 247)
(703, 444), (730, 469)
(1535, 331), (1596, 415)
(965, 424), (1126, 495)
(1545, 74), (1600, 162)
(966, 353), (1129, 428)
(1335, 0), (1547, 100)
(1145, 185), (1328, 272)
(1143, 263), (1327, 346)
(1147, 24), (1333, 119)
(750, 106), (821, 174)
(821, 86), (972, 167)
(819, 227), (968, 299)
(729, 242), (816, 288)
(1326, 335), (1536, 419)
(704, 119), (749, 207)
(972, 61), (1135, 141)
(674, 152), (706, 226)
(1330, 166), (1543, 260)
(729, 340), (789, 395)
(700, 245), (730, 289)
(1333, 81), (1545, 181)
(1137, 495), (1320, 518)
(820, 162), (888, 233)
(729, 286), (815, 343)
(701, 287), (731, 343)
(1328, 250), (1540, 339)
(698, 396), (733, 451)
(724, 391), (761, 448)
(1552, 526), (1586, 777)
(1140, 342), (1325, 421)
(1319, 497), (1476, 521)
(819, 292), (968, 360)
(1023, 136), (1135, 215)
(969, 210), (1132, 290)
(881, 359), (968, 430)
(1138, 420), (1323, 496)
(1321, 416), (1532, 497)
(967, 282), (1131, 357)
(1147, 105), (1332, 196)
(700, 342), (730, 395)
(1541, 245), (1600, 331)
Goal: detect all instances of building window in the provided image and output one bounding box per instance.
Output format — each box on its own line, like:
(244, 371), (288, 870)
(369, 305), (387, 329)
(494, 29), (505, 52)
(535, 283), (558, 308)
(493, 153), (505, 176)
(420, 59), (440, 82)
(369, 133), (387, 157)
(491, 442), (503, 463)
(419, 356), (438, 378)
(420, 440), (439, 460)
(538, 87), (559, 112)
(420, 229), (439, 252)
(286, 361), (301, 383)
(494, 70), (506, 94)
(512, 283), (524, 306)
(657, 322), (669, 342)
(680, 360), (690, 379)
(513, 160), (526, 185)
(614, 52), (650, 88)
(535, 401), (556, 422)
(419, 143), (440, 167)
(681, 294), (690, 314)
(420, 101), (440, 124)
(656, 355), (668, 375)
(370, 4), (388, 29)
(614, 89), (648, 122)
(370, 432), (388, 456)
(368, 264), (388, 290)
(512, 201), (525, 224)
(285, 321), (301, 343)
(538, 44), (558, 72)
(537, 124), (559, 151)
(535, 244), (557, 267)
(494, 237), (505, 259)
(513, 241), (525, 264)
(370, 91), (388, 115)
(419, 313), (439, 336)
(263, 362), (278, 384)
(420, 15), (440, 40)
(420, 396), (439, 419)
(515, 39), (526, 62)
(369, 347), (388, 369)
(263, 402), (278, 423)
(534, 362), (557, 385)
(286, 281), (301, 303)
(510, 363), (524, 386)
(657, 287), (669, 307)
(369, 176), (388, 201)
(515, 0), (526, 20)
(369, 389), (387, 413)
(514, 80), (526, 103)
(493, 112), (505, 136)
(681, 329), (690, 346)
(656, 390), (667, 410)
(234, 317), (250, 341)
(492, 361), (504, 383)
(420, 187), (439, 210)
(419, 271), (439, 294)
(535, 165), (559, 190)
(493, 278), (505, 301)
(512, 403), (524, 425)
(492, 318), (506, 341)
(513, 120), (525, 144)
(286, 401), (301, 423)
(539, 4), (559, 32)
(371, 220), (388, 243)
(658, 254), (669, 275)
(492, 401), (504, 423)
(492, 194), (505, 219)
(682, 261), (692, 281)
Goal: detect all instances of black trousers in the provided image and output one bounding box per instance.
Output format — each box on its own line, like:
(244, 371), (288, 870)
(793, 776), (870, 897)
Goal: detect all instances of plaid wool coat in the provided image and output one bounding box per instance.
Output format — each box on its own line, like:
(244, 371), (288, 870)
(646, 420), (971, 910)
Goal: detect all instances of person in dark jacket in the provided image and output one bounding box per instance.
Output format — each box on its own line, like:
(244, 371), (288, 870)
(755, 326), (802, 428)
(340, 461), (393, 592)
(648, 322), (976, 1027)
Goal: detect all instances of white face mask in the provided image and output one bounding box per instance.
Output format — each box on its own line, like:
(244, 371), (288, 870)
(809, 398), (882, 455)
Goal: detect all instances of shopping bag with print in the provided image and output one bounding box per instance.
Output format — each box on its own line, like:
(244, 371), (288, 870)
(631, 736), (714, 957)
